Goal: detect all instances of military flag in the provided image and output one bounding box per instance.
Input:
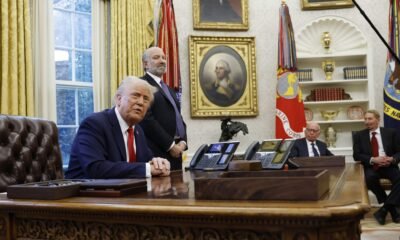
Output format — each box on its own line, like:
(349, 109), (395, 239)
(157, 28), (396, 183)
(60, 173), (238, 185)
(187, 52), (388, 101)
(155, 0), (181, 98)
(384, 0), (400, 128)
(275, 2), (306, 139)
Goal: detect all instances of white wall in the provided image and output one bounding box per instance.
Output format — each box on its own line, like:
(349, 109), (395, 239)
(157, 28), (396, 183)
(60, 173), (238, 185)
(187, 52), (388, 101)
(173, 0), (388, 156)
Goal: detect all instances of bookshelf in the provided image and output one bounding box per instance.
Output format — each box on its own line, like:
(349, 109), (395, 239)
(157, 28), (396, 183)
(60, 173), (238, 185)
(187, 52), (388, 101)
(295, 16), (373, 158)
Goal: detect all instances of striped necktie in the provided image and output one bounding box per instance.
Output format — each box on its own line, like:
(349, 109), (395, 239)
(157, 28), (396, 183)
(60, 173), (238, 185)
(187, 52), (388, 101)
(311, 142), (319, 157)
(160, 81), (185, 138)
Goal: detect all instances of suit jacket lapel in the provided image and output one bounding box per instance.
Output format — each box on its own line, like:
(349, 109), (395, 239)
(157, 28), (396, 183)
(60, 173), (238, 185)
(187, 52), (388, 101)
(144, 73), (181, 110)
(301, 139), (310, 157)
(362, 129), (372, 155)
(316, 141), (323, 154)
(380, 127), (389, 154)
(107, 108), (127, 161)
(144, 73), (169, 100)
(134, 127), (142, 162)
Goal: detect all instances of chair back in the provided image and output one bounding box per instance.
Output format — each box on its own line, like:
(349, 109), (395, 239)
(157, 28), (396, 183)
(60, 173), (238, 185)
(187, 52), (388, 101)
(0, 115), (63, 192)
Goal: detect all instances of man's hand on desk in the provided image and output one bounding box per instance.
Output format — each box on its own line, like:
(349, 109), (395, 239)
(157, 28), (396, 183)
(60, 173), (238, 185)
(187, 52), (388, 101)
(150, 157), (171, 176)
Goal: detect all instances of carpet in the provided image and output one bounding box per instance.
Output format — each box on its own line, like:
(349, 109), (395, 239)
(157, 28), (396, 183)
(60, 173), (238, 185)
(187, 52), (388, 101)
(361, 207), (400, 240)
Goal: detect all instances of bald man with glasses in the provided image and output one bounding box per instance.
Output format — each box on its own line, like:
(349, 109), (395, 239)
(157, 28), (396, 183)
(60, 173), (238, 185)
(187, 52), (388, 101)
(289, 122), (334, 158)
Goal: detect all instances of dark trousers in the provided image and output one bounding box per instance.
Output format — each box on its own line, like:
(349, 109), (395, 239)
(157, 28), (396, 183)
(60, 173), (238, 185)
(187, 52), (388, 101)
(364, 165), (400, 205)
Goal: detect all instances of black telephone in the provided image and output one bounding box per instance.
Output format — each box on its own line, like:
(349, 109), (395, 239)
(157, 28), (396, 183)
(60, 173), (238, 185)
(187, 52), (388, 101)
(189, 141), (240, 170)
(244, 139), (296, 169)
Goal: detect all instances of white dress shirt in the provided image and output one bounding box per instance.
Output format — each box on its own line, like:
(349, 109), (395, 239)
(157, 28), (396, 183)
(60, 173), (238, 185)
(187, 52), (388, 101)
(369, 128), (385, 156)
(115, 108), (151, 177)
(306, 139), (320, 157)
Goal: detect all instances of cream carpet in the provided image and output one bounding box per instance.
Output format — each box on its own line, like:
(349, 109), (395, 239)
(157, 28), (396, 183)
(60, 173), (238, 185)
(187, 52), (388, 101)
(361, 207), (400, 240)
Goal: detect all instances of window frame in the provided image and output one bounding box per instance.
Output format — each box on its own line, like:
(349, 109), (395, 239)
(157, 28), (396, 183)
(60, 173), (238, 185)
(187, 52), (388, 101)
(33, 0), (108, 168)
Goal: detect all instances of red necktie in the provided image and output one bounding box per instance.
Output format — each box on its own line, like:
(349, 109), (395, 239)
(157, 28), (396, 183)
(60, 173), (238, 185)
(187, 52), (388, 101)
(127, 127), (136, 163)
(371, 132), (379, 170)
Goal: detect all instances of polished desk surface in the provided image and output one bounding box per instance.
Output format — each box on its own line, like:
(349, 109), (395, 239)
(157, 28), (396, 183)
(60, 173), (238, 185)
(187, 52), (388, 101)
(0, 163), (370, 240)
(0, 163), (369, 217)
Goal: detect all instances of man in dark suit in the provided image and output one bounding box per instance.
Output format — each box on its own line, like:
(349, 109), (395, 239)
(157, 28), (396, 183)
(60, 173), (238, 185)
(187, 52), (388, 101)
(140, 47), (187, 170)
(353, 109), (400, 225)
(289, 122), (334, 158)
(65, 76), (170, 179)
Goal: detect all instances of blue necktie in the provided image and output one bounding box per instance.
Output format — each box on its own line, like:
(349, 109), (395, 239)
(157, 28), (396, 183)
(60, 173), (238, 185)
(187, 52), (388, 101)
(311, 142), (319, 157)
(160, 81), (185, 138)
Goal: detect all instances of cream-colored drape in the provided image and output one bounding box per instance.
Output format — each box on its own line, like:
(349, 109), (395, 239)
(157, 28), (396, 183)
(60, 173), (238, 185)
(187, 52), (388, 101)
(0, 0), (34, 116)
(109, 0), (154, 95)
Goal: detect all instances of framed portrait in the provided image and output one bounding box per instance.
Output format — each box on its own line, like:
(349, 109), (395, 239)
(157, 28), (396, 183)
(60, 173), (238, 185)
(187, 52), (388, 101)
(301, 0), (354, 10)
(193, 0), (249, 31)
(189, 36), (257, 117)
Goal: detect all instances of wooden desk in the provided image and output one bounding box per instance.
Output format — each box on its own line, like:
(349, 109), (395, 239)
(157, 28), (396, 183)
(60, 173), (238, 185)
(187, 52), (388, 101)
(0, 163), (369, 240)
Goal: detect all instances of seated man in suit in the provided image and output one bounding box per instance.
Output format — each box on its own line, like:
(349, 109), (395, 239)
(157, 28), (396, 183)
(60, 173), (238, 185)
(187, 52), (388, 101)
(65, 76), (170, 179)
(353, 109), (400, 225)
(289, 122), (334, 158)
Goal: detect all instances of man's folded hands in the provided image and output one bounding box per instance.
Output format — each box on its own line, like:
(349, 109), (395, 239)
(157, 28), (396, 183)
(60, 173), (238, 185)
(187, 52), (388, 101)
(150, 157), (171, 176)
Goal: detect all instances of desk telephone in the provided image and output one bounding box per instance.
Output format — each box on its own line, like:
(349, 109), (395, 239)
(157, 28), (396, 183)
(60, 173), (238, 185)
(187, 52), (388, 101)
(243, 139), (297, 169)
(189, 141), (240, 170)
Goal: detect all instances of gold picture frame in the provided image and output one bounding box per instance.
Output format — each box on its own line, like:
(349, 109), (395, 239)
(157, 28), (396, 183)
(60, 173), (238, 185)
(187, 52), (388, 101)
(189, 36), (257, 117)
(193, 0), (249, 31)
(301, 0), (354, 10)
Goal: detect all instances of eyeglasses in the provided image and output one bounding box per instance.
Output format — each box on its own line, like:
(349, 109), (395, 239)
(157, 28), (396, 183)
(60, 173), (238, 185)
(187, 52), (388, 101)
(306, 128), (320, 133)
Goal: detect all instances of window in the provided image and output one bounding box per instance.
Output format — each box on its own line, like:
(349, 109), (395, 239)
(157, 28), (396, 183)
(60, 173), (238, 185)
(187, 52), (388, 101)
(53, 0), (94, 166)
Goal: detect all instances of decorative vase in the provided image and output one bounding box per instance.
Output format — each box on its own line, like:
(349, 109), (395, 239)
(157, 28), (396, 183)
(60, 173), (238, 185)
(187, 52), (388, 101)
(320, 110), (339, 121)
(325, 125), (337, 148)
(322, 31), (331, 52)
(322, 60), (335, 80)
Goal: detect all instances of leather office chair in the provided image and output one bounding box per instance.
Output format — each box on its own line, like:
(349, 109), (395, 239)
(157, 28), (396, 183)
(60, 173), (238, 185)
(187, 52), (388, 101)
(0, 115), (63, 192)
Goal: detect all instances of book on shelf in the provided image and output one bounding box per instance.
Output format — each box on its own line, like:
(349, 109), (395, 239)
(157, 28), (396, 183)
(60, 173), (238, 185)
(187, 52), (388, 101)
(343, 66), (367, 79)
(305, 87), (348, 102)
(296, 68), (313, 82)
